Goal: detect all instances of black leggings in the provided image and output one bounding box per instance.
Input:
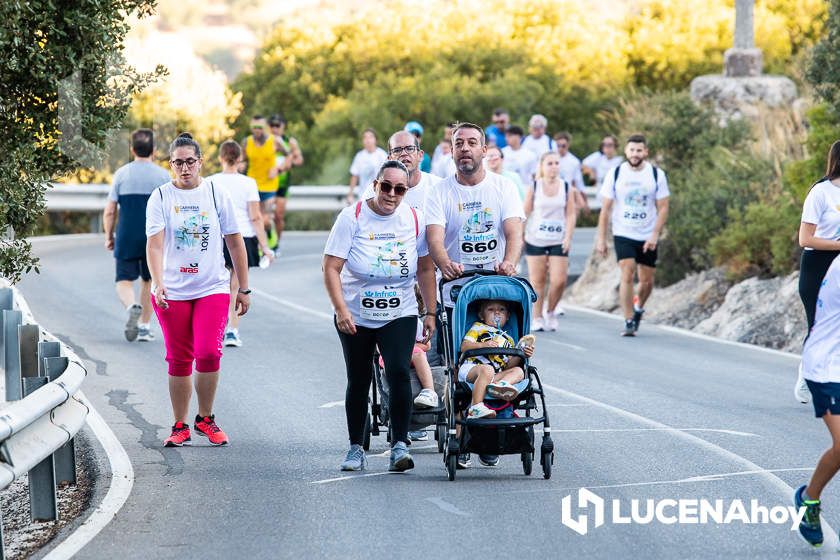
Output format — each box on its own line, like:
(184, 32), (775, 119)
(799, 249), (840, 336)
(335, 316), (416, 446)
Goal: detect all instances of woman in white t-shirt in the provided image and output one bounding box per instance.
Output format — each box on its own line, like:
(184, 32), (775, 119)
(581, 135), (623, 187)
(146, 133), (251, 448)
(524, 151), (576, 332)
(795, 141), (840, 404)
(346, 128), (388, 204)
(207, 140), (274, 348)
(323, 160), (437, 473)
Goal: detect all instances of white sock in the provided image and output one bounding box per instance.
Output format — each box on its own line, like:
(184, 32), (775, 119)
(138, 323), (150, 330)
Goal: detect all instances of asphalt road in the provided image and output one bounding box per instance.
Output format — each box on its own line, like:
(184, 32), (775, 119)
(17, 230), (839, 560)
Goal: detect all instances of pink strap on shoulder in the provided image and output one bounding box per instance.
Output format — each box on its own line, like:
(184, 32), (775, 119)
(355, 201), (362, 219)
(410, 206), (418, 237)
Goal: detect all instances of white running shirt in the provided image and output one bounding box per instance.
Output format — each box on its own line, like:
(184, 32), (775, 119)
(502, 146), (538, 188)
(558, 152), (585, 192)
(324, 202), (428, 329)
(582, 151), (624, 187)
(145, 180), (239, 300)
(600, 162), (669, 242)
(801, 180), (840, 249)
(525, 180), (569, 248)
(206, 172), (259, 238)
(349, 147), (388, 197)
(803, 255), (840, 383)
(425, 171), (525, 268)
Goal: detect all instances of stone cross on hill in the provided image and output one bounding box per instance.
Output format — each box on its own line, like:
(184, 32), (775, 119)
(725, 0), (763, 77)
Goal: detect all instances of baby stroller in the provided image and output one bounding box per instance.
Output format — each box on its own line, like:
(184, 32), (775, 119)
(365, 350), (448, 452)
(439, 270), (554, 480)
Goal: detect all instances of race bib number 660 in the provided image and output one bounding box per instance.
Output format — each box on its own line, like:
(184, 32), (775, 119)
(459, 231), (498, 265)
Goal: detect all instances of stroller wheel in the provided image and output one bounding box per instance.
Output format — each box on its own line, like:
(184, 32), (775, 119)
(521, 452), (533, 475)
(446, 453), (457, 481)
(363, 413), (371, 451)
(541, 450), (553, 480)
(436, 424), (446, 453)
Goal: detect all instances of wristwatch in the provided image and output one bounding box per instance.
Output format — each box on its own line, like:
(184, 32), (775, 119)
(238, 288), (252, 295)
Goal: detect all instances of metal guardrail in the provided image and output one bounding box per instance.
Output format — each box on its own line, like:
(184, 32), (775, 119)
(0, 284), (88, 556)
(46, 182), (601, 232)
(46, 183), (349, 232)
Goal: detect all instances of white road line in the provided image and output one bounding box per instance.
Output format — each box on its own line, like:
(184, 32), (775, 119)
(548, 427), (758, 437)
(43, 391), (134, 560)
(318, 400), (345, 409)
(541, 382), (840, 556)
(562, 303), (800, 360)
(426, 497), (470, 517)
(541, 338), (586, 352)
(310, 471), (404, 484)
(251, 288), (333, 320)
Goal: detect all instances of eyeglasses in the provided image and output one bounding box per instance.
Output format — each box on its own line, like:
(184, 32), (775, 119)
(251, 125), (264, 130)
(170, 158), (200, 169)
(377, 181), (407, 196)
(557, 143), (569, 149)
(269, 123), (282, 128)
(388, 145), (418, 156)
(602, 142), (616, 148)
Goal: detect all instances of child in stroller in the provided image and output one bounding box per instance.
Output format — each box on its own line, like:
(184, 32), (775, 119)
(459, 300), (535, 419)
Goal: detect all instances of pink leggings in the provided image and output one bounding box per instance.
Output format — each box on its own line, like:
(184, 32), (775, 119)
(152, 293), (230, 377)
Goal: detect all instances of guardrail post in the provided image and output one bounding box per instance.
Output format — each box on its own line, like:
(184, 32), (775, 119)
(37, 341), (60, 377)
(2, 310), (22, 401)
(23, 377), (58, 522)
(44, 356), (76, 485)
(89, 212), (102, 234)
(18, 324), (39, 379)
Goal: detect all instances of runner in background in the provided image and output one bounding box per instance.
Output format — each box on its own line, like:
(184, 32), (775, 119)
(104, 128), (171, 342)
(485, 145), (525, 201)
(267, 114), (303, 255)
(431, 122), (457, 178)
(521, 114), (555, 159)
(502, 125), (537, 190)
(405, 121), (432, 173)
(346, 128), (387, 204)
(582, 134), (623, 189)
(485, 108), (509, 149)
(207, 140), (273, 348)
(553, 132), (587, 214)
(595, 134), (669, 337)
(240, 115), (287, 252)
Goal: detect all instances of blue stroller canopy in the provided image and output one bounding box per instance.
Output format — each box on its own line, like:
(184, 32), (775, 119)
(450, 275), (537, 355)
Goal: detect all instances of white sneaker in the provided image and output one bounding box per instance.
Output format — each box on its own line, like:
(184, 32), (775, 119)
(795, 363), (811, 404)
(554, 305), (566, 316)
(414, 388), (438, 409)
(532, 317), (545, 332)
(467, 402), (496, 419)
(545, 313), (559, 332)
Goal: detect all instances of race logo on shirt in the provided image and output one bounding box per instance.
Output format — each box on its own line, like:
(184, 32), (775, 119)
(462, 208), (494, 234)
(369, 240), (410, 279)
(624, 189), (648, 208)
(458, 200), (484, 213)
(368, 232), (397, 241)
(175, 211), (211, 253)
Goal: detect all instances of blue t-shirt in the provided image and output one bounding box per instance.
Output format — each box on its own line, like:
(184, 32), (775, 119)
(485, 125), (507, 149)
(108, 161), (171, 260)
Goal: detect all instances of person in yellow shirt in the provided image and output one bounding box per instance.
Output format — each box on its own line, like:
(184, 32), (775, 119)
(240, 115), (296, 252)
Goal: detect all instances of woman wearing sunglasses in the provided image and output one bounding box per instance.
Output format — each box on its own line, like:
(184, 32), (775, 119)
(323, 160), (437, 473)
(146, 132), (250, 448)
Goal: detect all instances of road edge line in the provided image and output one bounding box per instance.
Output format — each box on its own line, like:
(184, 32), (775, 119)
(42, 391), (134, 560)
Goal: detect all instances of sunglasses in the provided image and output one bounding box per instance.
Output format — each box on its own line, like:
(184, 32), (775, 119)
(378, 181), (407, 196)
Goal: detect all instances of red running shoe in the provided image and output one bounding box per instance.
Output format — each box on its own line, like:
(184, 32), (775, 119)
(194, 414), (229, 446)
(163, 422), (191, 447)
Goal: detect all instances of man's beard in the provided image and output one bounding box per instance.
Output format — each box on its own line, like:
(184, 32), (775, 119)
(457, 156), (478, 174)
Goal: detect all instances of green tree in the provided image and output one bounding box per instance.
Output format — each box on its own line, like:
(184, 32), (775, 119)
(806, 0), (840, 114)
(0, 0), (162, 282)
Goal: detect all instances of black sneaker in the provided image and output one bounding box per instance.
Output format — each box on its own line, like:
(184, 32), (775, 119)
(457, 453), (472, 469)
(621, 319), (636, 337)
(633, 308), (645, 332)
(478, 454), (500, 467)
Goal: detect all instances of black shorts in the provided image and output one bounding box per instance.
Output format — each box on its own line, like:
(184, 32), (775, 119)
(524, 242), (568, 257)
(805, 379), (840, 417)
(115, 258), (150, 282)
(614, 235), (657, 267)
(224, 236), (261, 269)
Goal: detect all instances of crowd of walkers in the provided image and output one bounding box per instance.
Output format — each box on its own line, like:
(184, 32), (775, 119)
(102, 110), (840, 548)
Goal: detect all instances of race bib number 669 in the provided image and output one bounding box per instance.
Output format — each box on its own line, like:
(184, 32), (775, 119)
(359, 288), (403, 321)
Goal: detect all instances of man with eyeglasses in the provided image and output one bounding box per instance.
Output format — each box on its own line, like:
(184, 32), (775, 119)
(239, 115), (293, 252)
(582, 134), (624, 190)
(553, 131), (587, 213)
(361, 130), (441, 211)
(485, 108), (510, 149)
(104, 128), (171, 342)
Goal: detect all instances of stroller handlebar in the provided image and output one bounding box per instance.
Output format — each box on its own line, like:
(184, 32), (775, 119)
(460, 347), (527, 362)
